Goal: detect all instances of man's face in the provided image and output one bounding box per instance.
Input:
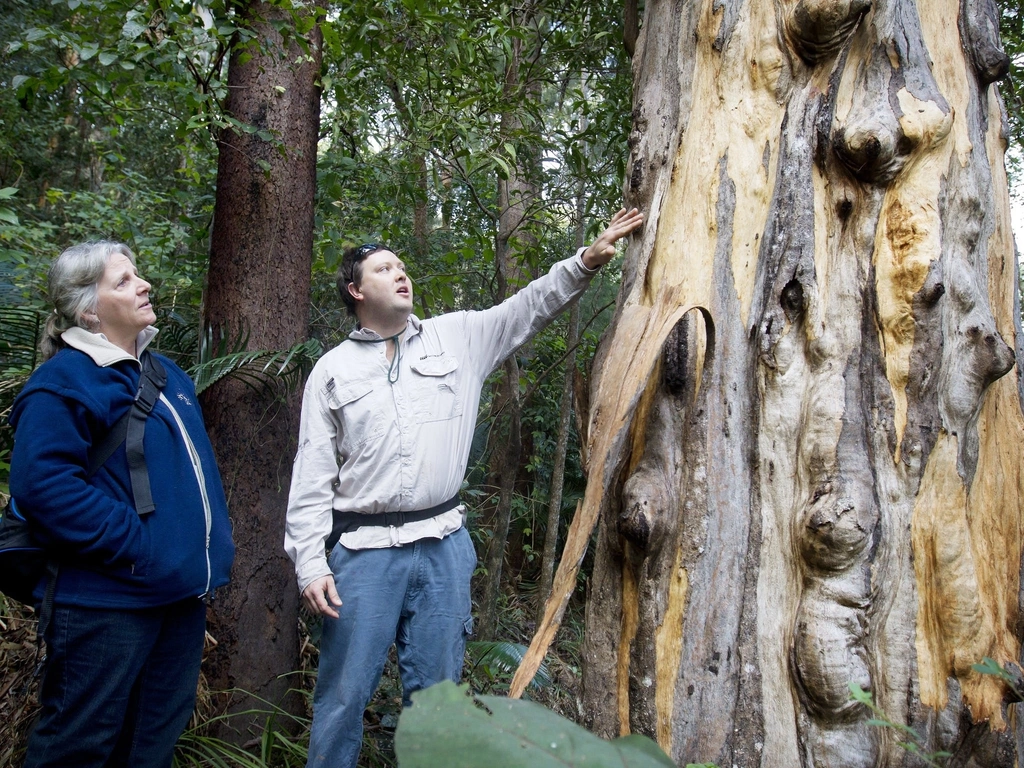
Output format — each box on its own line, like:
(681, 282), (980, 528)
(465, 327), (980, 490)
(348, 249), (413, 318)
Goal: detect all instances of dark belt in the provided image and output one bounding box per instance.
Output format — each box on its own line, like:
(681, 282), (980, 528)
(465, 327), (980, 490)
(326, 494), (462, 549)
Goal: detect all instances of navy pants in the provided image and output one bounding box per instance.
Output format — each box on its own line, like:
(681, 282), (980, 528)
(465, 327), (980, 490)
(306, 527), (476, 768)
(24, 597), (206, 768)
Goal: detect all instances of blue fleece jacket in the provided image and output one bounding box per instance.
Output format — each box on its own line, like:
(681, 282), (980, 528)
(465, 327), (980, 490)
(9, 328), (235, 609)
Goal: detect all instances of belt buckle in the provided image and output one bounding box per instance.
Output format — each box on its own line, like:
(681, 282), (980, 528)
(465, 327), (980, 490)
(384, 510), (406, 527)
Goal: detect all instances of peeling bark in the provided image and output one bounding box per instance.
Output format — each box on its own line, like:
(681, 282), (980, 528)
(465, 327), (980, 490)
(516, 0), (1024, 765)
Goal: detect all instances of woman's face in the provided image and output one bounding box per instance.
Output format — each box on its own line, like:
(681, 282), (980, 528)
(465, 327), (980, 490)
(90, 252), (156, 349)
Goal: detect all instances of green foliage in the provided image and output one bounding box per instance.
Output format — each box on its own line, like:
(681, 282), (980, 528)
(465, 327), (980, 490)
(849, 682), (951, 767)
(395, 681), (676, 768)
(0, 306), (43, 370)
(972, 656), (1024, 700)
(191, 325), (323, 396)
(1001, 1), (1024, 161)
(0, 187), (19, 225)
(465, 640), (553, 694)
(173, 692), (311, 768)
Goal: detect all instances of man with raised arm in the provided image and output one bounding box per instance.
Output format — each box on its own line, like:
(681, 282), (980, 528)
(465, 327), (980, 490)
(285, 207), (643, 768)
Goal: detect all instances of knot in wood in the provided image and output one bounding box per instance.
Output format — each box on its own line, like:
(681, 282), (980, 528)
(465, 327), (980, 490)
(834, 117), (909, 184)
(784, 0), (871, 65)
(618, 503), (653, 550)
(799, 494), (871, 572)
(781, 278), (805, 321)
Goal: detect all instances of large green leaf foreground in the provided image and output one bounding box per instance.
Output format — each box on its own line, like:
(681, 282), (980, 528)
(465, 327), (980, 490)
(395, 681), (688, 768)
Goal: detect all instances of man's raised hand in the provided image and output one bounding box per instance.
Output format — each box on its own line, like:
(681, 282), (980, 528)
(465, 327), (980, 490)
(582, 207), (644, 270)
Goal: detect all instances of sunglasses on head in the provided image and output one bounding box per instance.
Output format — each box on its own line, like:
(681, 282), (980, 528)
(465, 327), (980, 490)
(354, 242), (384, 259)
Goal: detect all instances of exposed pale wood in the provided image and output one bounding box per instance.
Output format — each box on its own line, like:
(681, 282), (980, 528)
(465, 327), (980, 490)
(515, 0), (1024, 764)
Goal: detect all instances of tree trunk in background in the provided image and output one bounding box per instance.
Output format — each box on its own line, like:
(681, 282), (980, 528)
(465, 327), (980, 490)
(477, 353), (523, 640)
(537, 83), (591, 624)
(536, 201), (586, 624)
(517, 0), (1024, 765)
(535, 300), (577, 626)
(201, 0), (322, 736)
(476, 10), (543, 640)
(475, 167), (532, 639)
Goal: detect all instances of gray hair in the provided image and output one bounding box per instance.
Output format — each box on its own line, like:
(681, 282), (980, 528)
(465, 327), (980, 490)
(40, 240), (137, 361)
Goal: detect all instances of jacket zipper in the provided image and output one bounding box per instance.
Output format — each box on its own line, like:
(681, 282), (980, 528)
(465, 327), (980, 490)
(160, 394), (213, 597)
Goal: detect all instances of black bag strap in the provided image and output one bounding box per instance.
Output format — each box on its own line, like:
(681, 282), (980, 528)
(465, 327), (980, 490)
(124, 352), (166, 515)
(84, 351), (167, 513)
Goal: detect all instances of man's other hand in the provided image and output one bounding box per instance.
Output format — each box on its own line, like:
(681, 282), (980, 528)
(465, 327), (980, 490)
(582, 207), (644, 270)
(302, 575), (343, 618)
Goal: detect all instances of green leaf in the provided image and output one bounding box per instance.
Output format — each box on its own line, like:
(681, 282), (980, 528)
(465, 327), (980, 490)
(121, 19), (147, 40)
(396, 681), (675, 768)
(0, 208), (19, 225)
(98, 51), (117, 66)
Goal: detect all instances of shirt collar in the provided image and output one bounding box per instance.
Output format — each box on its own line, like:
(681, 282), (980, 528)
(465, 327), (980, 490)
(347, 315), (422, 343)
(61, 325), (159, 367)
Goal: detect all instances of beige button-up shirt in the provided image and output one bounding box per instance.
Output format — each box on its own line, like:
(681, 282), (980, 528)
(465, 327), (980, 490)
(285, 251), (598, 593)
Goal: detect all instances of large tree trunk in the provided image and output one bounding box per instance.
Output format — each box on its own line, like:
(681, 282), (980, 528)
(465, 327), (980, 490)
(516, 0), (1024, 765)
(201, 0), (322, 736)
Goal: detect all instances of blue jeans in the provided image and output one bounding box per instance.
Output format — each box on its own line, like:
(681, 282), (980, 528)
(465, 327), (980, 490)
(306, 528), (476, 768)
(24, 597), (207, 768)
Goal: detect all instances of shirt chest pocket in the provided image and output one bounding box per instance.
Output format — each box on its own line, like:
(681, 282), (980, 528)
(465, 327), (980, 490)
(327, 379), (387, 449)
(408, 356), (463, 423)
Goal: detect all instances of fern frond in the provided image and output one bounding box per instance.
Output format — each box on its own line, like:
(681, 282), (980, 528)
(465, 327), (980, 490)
(190, 322), (322, 395)
(466, 640), (553, 691)
(0, 306), (42, 371)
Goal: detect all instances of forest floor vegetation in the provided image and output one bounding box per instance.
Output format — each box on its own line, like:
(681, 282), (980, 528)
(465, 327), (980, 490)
(0, 586), (587, 767)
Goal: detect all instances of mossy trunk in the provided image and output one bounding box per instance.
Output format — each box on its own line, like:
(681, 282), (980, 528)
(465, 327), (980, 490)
(516, 0), (1024, 765)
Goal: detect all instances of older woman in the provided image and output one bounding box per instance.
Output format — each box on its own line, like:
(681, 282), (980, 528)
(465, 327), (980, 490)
(9, 241), (235, 768)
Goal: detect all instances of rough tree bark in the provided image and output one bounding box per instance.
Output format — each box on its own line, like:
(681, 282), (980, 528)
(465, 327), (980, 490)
(515, 0), (1024, 765)
(201, 0), (322, 735)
